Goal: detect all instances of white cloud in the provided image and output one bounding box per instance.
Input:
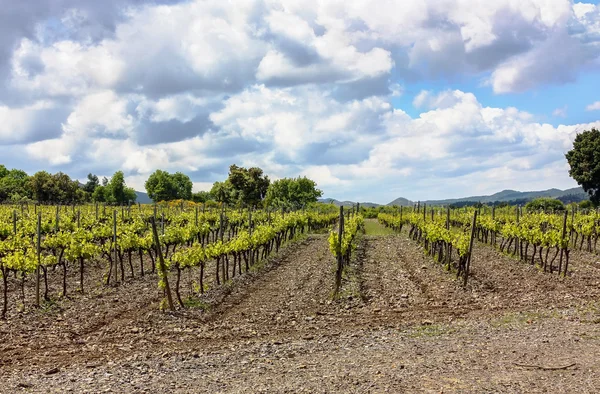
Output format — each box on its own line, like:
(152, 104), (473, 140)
(63, 90), (134, 136)
(553, 106), (568, 117)
(586, 101), (600, 111)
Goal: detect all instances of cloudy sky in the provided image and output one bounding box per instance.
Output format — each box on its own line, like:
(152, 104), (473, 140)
(1, 0), (600, 204)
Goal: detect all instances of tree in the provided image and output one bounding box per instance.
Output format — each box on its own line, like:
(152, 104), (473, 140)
(525, 197), (565, 212)
(264, 177), (322, 209)
(92, 186), (108, 202)
(210, 181), (235, 204)
(52, 172), (79, 203)
(0, 169), (31, 201)
(0, 165), (8, 179)
(97, 171), (136, 204)
(109, 171), (126, 203)
(171, 172), (193, 201)
(124, 187), (137, 203)
(29, 171), (55, 203)
(227, 164), (269, 206)
(192, 191), (212, 203)
(145, 170), (176, 202)
(566, 128), (600, 205)
(83, 173), (99, 194)
(145, 170), (192, 202)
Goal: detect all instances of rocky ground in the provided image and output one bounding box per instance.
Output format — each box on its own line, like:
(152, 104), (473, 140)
(1, 221), (599, 393)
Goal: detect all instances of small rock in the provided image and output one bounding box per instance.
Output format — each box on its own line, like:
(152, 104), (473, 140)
(17, 382), (33, 388)
(45, 367), (60, 375)
(421, 265), (427, 269)
(400, 294), (409, 298)
(421, 320), (434, 326)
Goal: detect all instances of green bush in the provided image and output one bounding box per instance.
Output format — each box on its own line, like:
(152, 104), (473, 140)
(525, 197), (565, 212)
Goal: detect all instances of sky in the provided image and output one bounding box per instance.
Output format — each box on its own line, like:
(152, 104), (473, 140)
(0, 0), (600, 204)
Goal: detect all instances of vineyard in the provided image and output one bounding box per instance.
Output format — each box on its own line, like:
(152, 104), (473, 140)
(0, 202), (599, 392)
(0, 203), (340, 317)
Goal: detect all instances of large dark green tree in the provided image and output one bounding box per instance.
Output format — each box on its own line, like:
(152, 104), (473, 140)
(566, 128), (600, 205)
(172, 172), (193, 200)
(145, 170), (193, 202)
(52, 172), (79, 202)
(264, 177), (322, 209)
(92, 171), (136, 204)
(0, 169), (31, 202)
(145, 170), (176, 202)
(210, 180), (235, 204)
(83, 173), (100, 194)
(227, 164), (270, 207)
(29, 171), (54, 203)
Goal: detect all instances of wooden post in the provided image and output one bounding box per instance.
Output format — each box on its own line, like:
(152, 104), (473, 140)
(560, 210), (568, 276)
(219, 204), (224, 242)
(446, 206), (450, 230)
(150, 217), (175, 311)
(423, 203), (426, 221)
(570, 206), (575, 247)
(195, 206), (198, 226)
(161, 213), (165, 235)
(95, 203), (98, 221)
(334, 206), (344, 295)
(464, 210), (478, 287)
(113, 210), (118, 284)
(55, 205), (60, 232)
(249, 208), (253, 265)
(36, 212), (41, 307)
(515, 205), (520, 255)
(77, 210), (81, 228)
(12, 210), (17, 235)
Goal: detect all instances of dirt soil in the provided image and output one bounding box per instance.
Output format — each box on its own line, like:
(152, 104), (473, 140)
(1, 227), (599, 393)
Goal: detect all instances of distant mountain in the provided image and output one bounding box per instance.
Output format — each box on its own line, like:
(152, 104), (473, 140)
(317, 198), (380, 208)
(135, 191), (152, 204)
(386, 187), (588, 206)
(387, 197), (412, 206)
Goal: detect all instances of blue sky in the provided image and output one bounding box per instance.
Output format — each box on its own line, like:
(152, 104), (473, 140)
(0, 0), (599, 204)
(392, 71), (600, 127)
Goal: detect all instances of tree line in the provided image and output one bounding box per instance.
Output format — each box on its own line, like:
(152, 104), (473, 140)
(0, 166), (136, 205)
(145, 164), (322, 208)
(0, 163), (322, 208)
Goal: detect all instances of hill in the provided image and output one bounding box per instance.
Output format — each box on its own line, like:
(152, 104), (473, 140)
(386, 187), (588, 206)
(317, 198), (380, 208)
(320, 187), (588, 208)
(135, 191), (152, 204)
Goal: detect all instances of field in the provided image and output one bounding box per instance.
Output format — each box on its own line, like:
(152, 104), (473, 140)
(1, 209), (600, 393)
